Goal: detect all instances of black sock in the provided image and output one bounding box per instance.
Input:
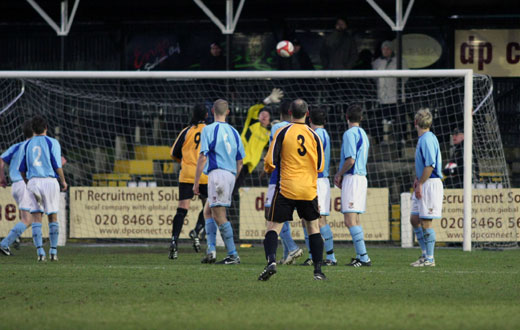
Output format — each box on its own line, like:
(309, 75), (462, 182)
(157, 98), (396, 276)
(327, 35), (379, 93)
(172, 208), (188, 241)
(194, 210), (205, 235)
(309, 233), (324, 272)
(263, 230), (278, 264)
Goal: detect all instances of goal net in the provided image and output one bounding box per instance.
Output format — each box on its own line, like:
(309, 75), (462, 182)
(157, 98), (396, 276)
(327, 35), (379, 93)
(0, 71), (516, 249)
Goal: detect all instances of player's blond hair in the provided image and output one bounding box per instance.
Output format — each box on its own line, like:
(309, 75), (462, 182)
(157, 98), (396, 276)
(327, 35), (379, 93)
(415, 108), (433, 129)
(213, 99), (229, 115)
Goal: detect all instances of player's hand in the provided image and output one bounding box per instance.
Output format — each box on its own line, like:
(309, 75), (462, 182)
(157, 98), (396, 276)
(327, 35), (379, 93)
(259, 170), (268, 179)
(415, 182), (422, 199)
(264, 88), (284, 104)
(334, 173), (343, 189)
(193, 183), (200, 196)
(61, 181), (68, 192)
(0, 178), (7, 188)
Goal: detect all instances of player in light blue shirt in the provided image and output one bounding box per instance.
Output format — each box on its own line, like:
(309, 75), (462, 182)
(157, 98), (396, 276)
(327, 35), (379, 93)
(264, 101), (303, 265)
(0, 121), (34, 256)
(338, 126), (369, 176)
(300, 108), (337, 266)
(19, 116), (67, 262)
(334, 104), (371, 267)
(194, 99), (244, 265)
(410, 108), (444, 267)
(415, 132), (443, 180)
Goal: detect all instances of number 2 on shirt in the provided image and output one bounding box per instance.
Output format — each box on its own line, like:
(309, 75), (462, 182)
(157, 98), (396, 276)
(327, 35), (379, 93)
(32, 146), (42, 167)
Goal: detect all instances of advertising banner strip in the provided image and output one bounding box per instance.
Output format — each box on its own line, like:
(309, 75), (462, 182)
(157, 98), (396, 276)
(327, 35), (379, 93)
(455, 29), (520, 77)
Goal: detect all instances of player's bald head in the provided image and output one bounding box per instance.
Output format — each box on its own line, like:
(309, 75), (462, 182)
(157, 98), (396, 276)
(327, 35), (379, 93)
(290, 99), (308, 119)
(213, 99), (229, 116)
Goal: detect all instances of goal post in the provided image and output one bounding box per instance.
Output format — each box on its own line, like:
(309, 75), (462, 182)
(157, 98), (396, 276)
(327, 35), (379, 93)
(0, 69), (514, 250)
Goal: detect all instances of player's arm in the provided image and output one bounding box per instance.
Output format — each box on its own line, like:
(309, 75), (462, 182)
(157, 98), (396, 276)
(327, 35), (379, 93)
(334, 131), (356, 188)
(236, 132), (246, 179)
(314, 131), (325, 174)
(18, 149), (28, 184)
(415, 139), (436, 199)
(170, 127), (189, 162)
(55, 167), (67, 192)
(263, 129), (279, 174)
(51, 141), (67, 191)
(193, 153), (207, 195)
(334, 157), (355, 188)
(0, 157), (7, 188)
(236, 159), (243, 180)
(193, 127), (210, 195)
(415, 166), (434, 200)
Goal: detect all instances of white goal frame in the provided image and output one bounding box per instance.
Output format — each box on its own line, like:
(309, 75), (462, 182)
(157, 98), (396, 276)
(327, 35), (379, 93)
(0, 69), (474, 251)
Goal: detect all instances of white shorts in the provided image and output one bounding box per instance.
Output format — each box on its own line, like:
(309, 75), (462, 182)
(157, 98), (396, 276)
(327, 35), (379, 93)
(317, 177), (331, 216)
(411, 178), (444, 219)
(265, 184), (276, 207)
(341, 174), (367, 214)
(208, 169), (235, 208)
(26, 177), (60, 215)
(11, 181), (31, 212)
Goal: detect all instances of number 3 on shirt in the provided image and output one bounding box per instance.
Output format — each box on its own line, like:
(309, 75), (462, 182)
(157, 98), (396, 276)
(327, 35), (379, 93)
(297, 135), (307, 156)
(32, 146), (42, 167)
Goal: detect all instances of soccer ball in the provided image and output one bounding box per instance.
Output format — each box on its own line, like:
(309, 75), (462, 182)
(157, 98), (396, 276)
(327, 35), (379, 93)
(276, 41), (294, 58)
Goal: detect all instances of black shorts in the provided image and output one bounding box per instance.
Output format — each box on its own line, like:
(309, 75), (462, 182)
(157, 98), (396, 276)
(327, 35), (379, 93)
(268, 189), (320, 223)
(179, 182), (208, 200)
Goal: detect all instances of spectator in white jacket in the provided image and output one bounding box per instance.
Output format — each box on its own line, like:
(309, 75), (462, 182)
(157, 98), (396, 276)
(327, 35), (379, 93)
(370, 40), (408, 151)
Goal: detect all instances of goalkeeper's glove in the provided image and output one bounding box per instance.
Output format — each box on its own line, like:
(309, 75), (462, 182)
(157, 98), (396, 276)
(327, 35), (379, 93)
(263, 88), (284, 104)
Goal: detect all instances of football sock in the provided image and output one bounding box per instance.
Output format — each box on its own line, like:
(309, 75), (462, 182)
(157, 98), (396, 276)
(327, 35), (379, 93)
(0, 222), (27, 249)
(303, 226), (312, 259)
(263, 230), (278, 265)
(31, 223), (45, 256)
(349, 225), (369, 262)
(320, 224), (335, 261)
(194, 210), (205, 235)
(424, 228), (436, 262)
(308, 233), (324, 273)
(205, 218), (217, 253)
(171, 208), (188, 241)
(48, 222), (59, 255)
(219, 222), (237, 257)
(280, 222), (298, 253)
(413, 226), (427, 257)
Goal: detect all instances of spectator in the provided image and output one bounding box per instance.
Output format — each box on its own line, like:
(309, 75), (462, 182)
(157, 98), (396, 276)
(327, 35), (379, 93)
(200, 42), (227, 70)
(353, 49), (374, 70)
(320, 18), (358, 70)
(279, 39), (314, 70)
(371, 40), (408, 149)
(443, 127), (464, 188)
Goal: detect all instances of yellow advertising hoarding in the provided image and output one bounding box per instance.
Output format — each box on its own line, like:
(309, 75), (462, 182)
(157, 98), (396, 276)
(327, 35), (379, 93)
(70, 187), (202, 238)
(239, 187), (389, 241)
(436, 189), (520, 242)
(455, 29), (520, 77)
(0, 188), (50, 237)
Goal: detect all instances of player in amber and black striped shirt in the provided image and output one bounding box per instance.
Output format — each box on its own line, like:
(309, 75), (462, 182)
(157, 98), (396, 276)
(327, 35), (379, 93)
(168, 104), (208, 260)
(258, 99), (327, 281)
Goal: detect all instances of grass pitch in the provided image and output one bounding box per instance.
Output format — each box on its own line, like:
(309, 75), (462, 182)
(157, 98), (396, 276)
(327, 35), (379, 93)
(1, 244), (519, 330)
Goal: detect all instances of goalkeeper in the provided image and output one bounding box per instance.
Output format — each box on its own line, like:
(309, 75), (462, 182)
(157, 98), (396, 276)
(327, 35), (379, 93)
(442, 127), (464, 189)
(234, 88), (283, 191)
